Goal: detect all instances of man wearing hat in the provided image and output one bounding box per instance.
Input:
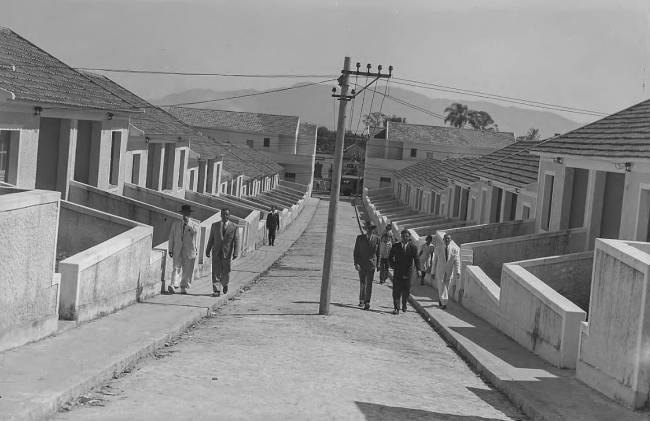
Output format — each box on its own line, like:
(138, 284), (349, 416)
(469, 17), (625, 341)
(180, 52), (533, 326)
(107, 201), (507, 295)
(206, 208), (239, 297)
(266, 206), (280, 246)
(167, 204), (200, 294)
(353, 220), (381, 310)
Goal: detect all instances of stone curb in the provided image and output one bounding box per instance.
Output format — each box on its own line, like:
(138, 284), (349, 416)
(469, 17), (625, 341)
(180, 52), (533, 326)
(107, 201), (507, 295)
(9, 198), (320, 421)
(407, 297), (546, 421)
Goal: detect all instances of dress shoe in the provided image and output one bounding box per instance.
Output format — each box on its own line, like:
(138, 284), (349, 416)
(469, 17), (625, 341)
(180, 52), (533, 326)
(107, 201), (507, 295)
(363, 303), (370, 311)
(441, 304), (447, 310)
(212, 291), (221, 297)
(392, 309), (399, 315)
(180, 289), (187, 295)
(402, 306), (407, 312)
(358, 301), (364, 307)
(223, 285), (228, 294)
(167, 285), (175, 295)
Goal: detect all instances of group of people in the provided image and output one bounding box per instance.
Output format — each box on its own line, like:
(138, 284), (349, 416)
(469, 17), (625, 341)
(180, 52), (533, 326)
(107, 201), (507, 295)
(353, 221), (460, 314)
(166, 204), (281, 297)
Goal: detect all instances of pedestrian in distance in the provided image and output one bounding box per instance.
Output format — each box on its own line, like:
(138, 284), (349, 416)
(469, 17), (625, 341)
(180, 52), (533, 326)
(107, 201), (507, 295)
(388, 229), (422, 314)
(206, 208), (239, 297)
(167, 204), (200, 295)
(353, 220), (381, 311)
(431, 232), (460, 309)
(418, 235), (435, 286)
(266, 206), (280, 246)
(379, 223), (395, 284)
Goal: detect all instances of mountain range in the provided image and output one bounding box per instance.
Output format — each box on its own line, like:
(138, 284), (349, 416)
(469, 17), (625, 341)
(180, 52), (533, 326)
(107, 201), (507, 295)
(151, 83), (585, 138)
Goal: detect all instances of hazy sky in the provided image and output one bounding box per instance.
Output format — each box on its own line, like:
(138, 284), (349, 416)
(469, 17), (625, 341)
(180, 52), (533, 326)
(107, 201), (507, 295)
(2, 0), (648, 123)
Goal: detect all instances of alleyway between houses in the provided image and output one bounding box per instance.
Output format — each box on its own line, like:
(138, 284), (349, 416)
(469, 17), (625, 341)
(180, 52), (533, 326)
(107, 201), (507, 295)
(54, 199), (525, 421)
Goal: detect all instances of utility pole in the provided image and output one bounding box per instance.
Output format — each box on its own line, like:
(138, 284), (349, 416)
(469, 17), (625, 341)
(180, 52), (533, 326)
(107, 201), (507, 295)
(319, 57), (392, 315)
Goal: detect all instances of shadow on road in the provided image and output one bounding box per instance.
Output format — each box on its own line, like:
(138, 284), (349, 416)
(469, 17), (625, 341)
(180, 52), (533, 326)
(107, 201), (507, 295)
(355, 401), (510, 421)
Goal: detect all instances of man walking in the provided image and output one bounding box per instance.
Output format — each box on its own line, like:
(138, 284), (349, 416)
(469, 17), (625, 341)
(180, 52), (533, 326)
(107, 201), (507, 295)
(353, 221), (380, 311)
(388, 229), (421, 314)
(167, 204), (200, 295)
(379, 223), (395, 284)
(206, 208), (239, 297)
(418, 235), (435, 286)
(432, 232), (460, 309)
(266, 206), (280, 246)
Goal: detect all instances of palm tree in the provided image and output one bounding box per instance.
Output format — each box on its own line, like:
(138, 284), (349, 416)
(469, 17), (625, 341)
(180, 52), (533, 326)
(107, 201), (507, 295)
(467, 110), (494, 130)
(444, 103), (469, 128)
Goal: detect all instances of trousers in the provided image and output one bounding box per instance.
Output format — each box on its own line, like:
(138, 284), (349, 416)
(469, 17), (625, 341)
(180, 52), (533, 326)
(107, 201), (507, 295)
(211, 254), (232, 292)
(379, 258), (392, 283)
(392, 274), (411, 310)
(437, 274), (451, 305)
(358, 266), (375, 304)
(268, 228), (277, 246)
(171, 256), (196, 289)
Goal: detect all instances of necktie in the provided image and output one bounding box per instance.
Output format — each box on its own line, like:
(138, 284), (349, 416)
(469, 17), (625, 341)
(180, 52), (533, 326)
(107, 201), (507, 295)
(445, 246), (449, 261)
(222, 222), (226, 237)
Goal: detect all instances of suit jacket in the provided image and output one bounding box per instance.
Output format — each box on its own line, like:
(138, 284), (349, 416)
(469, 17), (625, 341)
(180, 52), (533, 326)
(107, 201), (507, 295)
(418, 243), (435, 273)
(206, 220), (239, 260)
(266, 211), (280, 231)
(432, 243), (460, 282)
(354, 233), (381, 270)
(168, 218), (200, 263)
(389, 241), (421, 280)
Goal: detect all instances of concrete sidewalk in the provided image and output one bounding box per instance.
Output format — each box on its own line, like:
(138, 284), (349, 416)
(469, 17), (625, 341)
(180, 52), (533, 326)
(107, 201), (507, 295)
(407, 283), (649, 421)
(0, 198), (319, 421)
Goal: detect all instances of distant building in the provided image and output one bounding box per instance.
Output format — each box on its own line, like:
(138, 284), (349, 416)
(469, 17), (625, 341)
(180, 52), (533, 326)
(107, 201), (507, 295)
(364, 121), (515, 189)
(167, 107), (316, 190)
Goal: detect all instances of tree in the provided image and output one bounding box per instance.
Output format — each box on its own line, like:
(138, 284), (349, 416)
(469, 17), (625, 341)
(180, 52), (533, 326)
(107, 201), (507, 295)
(362, 112), (406, 129)
(443, 103), (469, 128)
(467, 110), (494, 130)
(517, 128), (540, 141)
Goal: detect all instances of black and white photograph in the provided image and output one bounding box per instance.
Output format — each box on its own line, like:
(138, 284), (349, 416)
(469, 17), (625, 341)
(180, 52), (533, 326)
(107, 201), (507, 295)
(1, 0), (649, 419)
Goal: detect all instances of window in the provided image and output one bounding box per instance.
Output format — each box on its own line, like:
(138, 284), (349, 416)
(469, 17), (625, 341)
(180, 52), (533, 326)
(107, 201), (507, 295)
(177, 149), (186, 188)
(410, 148), (417, 158)
(189, 170), (195, 191)
(541, 174), (555, 230)
(379, 176), (391, 188)
(131, 154), (141, 184)
(569, 168), (588, 228)
(246, 139), (254, 149)
(637, 189), (650, 242)
(522, 205), (531, 220)
(0, 131), (10, 182)
(426, 152), (434, 159)
(109, 131), (122, 186)
(264, 138), (270, 147)
(285, 172), (296, 182)
(415, 189), (423, 210)
(469, 197), (476, 221)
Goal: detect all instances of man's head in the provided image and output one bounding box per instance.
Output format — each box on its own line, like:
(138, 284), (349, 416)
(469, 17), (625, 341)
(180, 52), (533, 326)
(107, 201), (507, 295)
(363, 221), (376, 234)
(443, 233), (452, 247)
(425, 235), (433, 245)
(221, 208), (230, 223)
(180, 204), (192, 222)
(385, 223), (392, 232)
(400, 229), (410, 244)
(270, 206), (276, 213)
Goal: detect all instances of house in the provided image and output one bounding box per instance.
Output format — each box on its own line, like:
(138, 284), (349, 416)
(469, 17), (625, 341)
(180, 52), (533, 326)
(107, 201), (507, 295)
(364, 121), (514, 189)
(166, 107), (317, 189)
(530, 99), (650, 408)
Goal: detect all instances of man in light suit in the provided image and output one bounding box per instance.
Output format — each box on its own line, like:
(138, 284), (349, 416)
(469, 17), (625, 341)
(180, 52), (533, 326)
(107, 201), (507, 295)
(432, 232), (460, 309)
(168, 204), (200, 295)
(206, 208), (239, 297)
(353, 221), (381, 311)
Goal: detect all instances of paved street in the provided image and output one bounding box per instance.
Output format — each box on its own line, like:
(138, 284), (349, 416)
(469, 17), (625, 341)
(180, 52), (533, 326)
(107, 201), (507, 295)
(54, 199), (526, 421)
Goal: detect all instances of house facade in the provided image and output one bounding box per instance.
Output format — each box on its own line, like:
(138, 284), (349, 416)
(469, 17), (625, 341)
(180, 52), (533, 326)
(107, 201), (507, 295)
(364, 121), (515, 189)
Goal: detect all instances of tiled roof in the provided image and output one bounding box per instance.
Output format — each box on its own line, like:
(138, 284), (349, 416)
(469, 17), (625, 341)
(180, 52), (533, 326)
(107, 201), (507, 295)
(298, 122), (317, 139)
(475, 140), (541, 187)
(83, 72), (195, 138)
(0, 27), (139, 111)
(189, 136), (281, 180)
(532, 99), (650, 159)
(384, 121), (515, 148)
(167, 106), (300, 137)
(393, 157), (475, 192)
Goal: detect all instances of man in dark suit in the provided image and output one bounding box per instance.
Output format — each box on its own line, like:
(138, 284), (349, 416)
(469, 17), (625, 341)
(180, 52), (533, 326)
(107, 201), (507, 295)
(266, 206), (280, 246)
(206, 208), (239, 297)
(353, 221), (381, 311)
(389, 229), (422, 314)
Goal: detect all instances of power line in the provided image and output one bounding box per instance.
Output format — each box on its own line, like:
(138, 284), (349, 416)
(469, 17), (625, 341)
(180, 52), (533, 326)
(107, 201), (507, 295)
(160, 78), (336, 106)
(391, 77), (609, 117)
